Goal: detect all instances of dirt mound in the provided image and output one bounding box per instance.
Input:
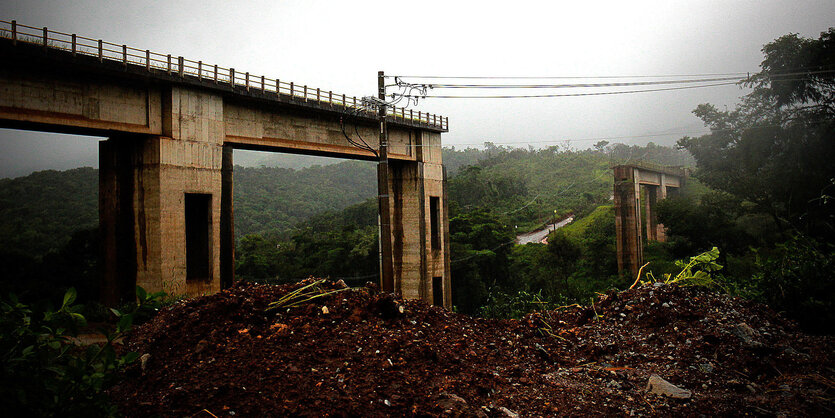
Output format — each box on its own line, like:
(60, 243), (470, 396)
(109, 280), (833, 416)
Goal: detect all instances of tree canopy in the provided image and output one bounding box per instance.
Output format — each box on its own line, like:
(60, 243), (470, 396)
(678, 28), (835, 241)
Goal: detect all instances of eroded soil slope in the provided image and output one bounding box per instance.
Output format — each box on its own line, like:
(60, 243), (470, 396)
(110, 280), (833, 416)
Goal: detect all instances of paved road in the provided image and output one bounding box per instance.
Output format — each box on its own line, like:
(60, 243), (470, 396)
(515, 216), (575, 245)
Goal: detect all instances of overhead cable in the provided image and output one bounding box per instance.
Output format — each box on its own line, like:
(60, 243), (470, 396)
(386, 72), (751, 80)
(419, 75), (746, 89)
(387, 67), (835, 80)
(399, 81), (740, 99)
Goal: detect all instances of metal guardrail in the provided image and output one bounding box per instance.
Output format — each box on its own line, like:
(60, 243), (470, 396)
(0, 20), (449, 131)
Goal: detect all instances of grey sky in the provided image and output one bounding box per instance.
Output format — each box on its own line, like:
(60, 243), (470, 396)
(1, 0), (833, 177)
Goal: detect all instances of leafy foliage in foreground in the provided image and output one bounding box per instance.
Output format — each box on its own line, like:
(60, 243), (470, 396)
(0, 286), (165, 417)
(749, 238), (835, 334)
(644, 247), (725, 289)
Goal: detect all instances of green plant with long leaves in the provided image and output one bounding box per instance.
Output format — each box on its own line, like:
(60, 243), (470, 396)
(266, 279), (349, 311)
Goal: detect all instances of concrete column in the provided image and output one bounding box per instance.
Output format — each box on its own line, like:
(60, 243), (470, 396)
(220, 144), (234, 289)
(386, 131), (450, 307)
(442, 165), (452, 308)
(645, 185), (658, 242)
(100, 87), (224, 304)
(99, 135), (158, 306)
(613, 166), (643, 277)
(656, 174), (667, 242)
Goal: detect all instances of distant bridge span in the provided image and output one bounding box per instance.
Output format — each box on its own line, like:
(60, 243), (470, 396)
(613, 163), (688, 277)
(0, 20), (451, 307)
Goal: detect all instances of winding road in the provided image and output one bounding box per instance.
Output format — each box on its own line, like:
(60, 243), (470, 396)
(515, 216), (575, 245)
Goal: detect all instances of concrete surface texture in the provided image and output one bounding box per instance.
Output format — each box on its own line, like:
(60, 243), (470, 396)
(0, 37), (451, 307)
(613, 164), (686, 277)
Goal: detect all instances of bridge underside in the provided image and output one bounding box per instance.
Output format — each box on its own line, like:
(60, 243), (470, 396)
(0, 39), (451, 307)
(613, 165), (685, 278)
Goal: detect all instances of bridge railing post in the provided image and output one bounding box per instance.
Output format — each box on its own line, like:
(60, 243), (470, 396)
(316, 87), (320, 103)
(198, 61), (202, 80)
(123, 45), (128, 67)
(11, 20), (16, 46)
(145, 50), (150, 71)
(304, 85), (308, 102)
(213, 64), (218, 83)
(42, 27), (47, 50)
(166, 54), (171, 74)
(245, 72), (249, 91)
(290, 82), (294, 97)
(261, 75), (265, 92)
(98, 40), (103, 62)
(230, 68), (235, 87)
(178, 56), (184, 77)
(71, 34), (76, 56)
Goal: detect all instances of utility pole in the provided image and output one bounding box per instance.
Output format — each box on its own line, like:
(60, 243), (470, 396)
(377, 71), (395, 292)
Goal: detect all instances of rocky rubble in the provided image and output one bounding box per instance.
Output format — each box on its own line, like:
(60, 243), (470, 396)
(109, 280), (833, 416)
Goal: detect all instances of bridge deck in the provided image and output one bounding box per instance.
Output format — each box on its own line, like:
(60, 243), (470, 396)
(0, 20), (448, 133)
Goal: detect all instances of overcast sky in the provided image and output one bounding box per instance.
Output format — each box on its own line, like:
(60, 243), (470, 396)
(1, 0), (833, 177)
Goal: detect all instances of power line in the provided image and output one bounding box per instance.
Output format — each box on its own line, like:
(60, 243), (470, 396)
(387, 72), (752, 80)
(401, 81), (740, 99)
(398, 74), (830, 100)
(388, 67), (835, 80)
(420, 75), (746, 89)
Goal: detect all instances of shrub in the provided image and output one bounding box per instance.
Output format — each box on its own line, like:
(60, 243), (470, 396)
(0, 286), (161, 416)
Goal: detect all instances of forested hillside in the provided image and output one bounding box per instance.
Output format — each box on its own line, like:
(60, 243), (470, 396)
(0, 143), (692, 299)
(447, 142), (692, 230)
(0, 161), (377, 257)
(0, 167), (98, 256)
(233, 161), (377, 238)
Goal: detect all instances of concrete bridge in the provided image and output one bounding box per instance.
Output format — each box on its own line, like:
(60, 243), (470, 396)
(0, 21), (451, 307)
(613, 163), (687, 277)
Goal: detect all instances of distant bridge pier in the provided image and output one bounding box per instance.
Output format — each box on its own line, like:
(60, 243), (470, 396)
(613, 164), (687, 278)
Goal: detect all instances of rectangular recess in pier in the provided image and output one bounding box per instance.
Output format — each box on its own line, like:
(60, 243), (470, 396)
(185, 193), (212, 281)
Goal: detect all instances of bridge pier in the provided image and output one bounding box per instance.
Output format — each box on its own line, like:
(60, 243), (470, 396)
(614, 165), (686, 278)
(387, 131), (451, 308)
(100, 88), (225, 305)
(614, 165), (643, 278)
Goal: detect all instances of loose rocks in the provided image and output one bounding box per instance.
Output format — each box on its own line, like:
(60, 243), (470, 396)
(108, 280), (833, 416)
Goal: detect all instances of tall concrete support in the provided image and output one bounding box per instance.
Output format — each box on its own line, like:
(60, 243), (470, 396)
(220, 144), (235, 289)
(386, 131), (451, 308)
(100, 87), (224, 304)
(99, 135), (150, 305)
(644, 185), (658, 242)
(614, 166), (643, 278)
(613, 164), (686, 278)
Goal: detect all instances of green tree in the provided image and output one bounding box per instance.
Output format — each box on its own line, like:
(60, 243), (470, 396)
(673, 29), (835, 332)
(678, 28), (835, 241)
(449, 209), (515, 314)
